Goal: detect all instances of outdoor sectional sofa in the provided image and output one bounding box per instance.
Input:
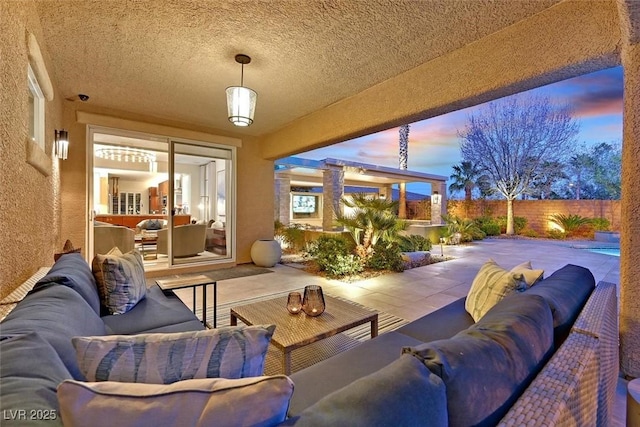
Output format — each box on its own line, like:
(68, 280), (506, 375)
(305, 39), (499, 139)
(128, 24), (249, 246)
(0, 252), (618, 426)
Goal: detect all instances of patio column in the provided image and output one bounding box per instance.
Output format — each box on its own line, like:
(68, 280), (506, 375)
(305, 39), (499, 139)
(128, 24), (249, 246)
(618, 0), (640, 378)
(322, 165), (344, 231)
(274, 173), (291, 226)
(431, 182), (447, 225)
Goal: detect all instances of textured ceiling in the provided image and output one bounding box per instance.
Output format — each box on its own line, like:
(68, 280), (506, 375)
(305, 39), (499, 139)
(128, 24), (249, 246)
(35, 0), (562, 137)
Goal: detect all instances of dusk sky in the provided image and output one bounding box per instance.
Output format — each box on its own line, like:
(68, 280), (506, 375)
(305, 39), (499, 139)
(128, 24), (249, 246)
(299, 66), (623, 197)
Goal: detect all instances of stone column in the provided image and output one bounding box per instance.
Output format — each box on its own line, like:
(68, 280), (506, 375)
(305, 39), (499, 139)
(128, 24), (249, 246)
(620, 41), (640, 378)
(274, 173), (291, 226)
(430, 182), (447, 225)
(322, 165), (344, 231)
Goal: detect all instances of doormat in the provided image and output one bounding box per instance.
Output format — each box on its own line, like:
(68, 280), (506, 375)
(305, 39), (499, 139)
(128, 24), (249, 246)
(154, 264), (273, 284)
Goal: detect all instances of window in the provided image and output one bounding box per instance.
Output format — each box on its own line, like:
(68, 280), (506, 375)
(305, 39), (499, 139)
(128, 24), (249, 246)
(27, 63), (45, 150)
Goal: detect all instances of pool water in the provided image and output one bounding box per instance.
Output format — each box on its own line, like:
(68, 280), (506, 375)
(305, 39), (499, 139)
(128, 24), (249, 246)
(586, 248), (620, 257)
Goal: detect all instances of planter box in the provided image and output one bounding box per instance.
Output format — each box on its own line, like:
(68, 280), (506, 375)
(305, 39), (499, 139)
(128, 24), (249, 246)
(594, 231), (620, 243)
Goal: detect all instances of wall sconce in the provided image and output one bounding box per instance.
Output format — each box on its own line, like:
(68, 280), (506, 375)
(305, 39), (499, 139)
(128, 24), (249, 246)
(55, 129), (68, 160)
(226, 54), (257, 127)
(431, 191), (442, 204)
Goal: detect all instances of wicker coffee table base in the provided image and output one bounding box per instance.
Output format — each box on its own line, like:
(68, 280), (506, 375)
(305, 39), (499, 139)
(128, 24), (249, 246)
(263, 333), (360, 376)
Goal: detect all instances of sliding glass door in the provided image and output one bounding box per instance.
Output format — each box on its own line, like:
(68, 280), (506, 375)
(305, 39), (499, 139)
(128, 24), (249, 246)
(90, 126), (235, 272)
(168, 140), (233, 267)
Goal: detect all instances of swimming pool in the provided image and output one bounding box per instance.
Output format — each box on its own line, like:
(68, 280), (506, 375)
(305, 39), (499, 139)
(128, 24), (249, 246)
(585, 248), (620, 257)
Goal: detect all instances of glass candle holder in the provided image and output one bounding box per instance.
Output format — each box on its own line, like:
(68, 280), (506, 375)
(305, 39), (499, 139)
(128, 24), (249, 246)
(302, 285), (325, 317)
(287, 292), (302, 314)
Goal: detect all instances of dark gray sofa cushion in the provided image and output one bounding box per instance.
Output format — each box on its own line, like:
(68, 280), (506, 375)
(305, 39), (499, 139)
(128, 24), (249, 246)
(288, 331), (424, 416)
(101, 285), (202, 335)
(1, 285), (106, 380)
(0, 332), (70, 426)
(524, 263), (595, 344)
(395, 296), (473, 343)
(282, 354), (447, 427)
(33, 252), (101, 315)
(404, 292), (554, 427)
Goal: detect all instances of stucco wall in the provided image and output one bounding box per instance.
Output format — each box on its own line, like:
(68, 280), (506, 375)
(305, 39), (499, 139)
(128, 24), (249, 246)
(59, 103), (273, 268)
(0, 1), (64, 299)
(260, 0), (620, 160)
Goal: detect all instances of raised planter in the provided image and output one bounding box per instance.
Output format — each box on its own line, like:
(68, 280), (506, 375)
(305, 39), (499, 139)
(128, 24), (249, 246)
(594, 231), (620, 244)
(401, 251), (431, 269)
(250, 239), (282, 267)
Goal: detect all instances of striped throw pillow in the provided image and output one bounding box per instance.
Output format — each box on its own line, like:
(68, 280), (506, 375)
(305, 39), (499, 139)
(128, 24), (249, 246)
(73, 325), (276, 383)
(92, 247), (146, 315)
(465, 260), (526, 321)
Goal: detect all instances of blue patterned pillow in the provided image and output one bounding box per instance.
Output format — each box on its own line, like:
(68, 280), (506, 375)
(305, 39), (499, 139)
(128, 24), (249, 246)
(73, 325), (276, 383)
(91, 248), (147, 315)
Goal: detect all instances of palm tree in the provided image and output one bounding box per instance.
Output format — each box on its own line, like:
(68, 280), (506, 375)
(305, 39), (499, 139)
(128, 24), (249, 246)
(335, 193), (406, 260)
(449, 161), (481, 201)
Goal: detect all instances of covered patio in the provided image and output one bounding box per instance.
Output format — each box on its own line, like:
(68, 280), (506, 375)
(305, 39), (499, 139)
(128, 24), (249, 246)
(274, 156), (448, 231)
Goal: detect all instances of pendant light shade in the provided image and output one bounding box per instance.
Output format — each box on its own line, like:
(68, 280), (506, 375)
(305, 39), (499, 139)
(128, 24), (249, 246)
(226, 54), (257, 127)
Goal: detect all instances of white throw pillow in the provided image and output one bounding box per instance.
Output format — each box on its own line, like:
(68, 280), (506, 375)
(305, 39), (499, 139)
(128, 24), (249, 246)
(73, 325), (275, 383)
(57, 375), (294, 427)
(465, 260), (527, 321)
(510, 261), (544, 287)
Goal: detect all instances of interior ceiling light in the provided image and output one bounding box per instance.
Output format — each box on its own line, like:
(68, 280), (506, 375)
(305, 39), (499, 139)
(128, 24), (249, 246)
(95, 147), (156, 163)
(226, 54), (257, 127)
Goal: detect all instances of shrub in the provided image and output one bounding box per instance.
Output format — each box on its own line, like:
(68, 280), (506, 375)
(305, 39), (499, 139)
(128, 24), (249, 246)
(442, 214), (485, 243)
(306, 235), (363, 277)
(275, 222), (306, 253)
(367, 242), (404, 272)
(474, 216), (501, 236)
(549, 214), (593, 237)
(521, 228), (539, 238)
(547, 229), (566, 240)
(591, 217), (611, 231)
(397, 235), (432, 252)
(496, 216), (528, 234)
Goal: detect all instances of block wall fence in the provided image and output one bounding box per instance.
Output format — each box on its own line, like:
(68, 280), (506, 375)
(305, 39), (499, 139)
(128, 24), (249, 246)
(444, 199), (621, 234)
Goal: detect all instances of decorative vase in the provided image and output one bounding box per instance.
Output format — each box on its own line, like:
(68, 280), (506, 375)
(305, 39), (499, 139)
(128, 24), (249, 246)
(302, 285), (325, 317)
(287, 292), (302, 314)
(250, 239), (282, 267)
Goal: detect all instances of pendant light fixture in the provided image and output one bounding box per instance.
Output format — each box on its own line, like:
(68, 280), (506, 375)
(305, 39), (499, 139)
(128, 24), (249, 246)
(226, 54), (257, 127)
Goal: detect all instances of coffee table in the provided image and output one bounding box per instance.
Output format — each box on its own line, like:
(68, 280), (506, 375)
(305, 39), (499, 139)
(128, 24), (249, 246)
(230, 295), (378, 375)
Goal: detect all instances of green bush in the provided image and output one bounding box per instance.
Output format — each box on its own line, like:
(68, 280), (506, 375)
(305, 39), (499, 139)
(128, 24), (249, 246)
(367, 242), (404, 272)
(275, 222), (306, 253)
(397, 235), (432, 252)
(306, 235), (363, 277)
(549, 214), (592, 237)
(441, 214), (485, 243)
(474, 216), (501, 236)
(496, 216), (528, 234)
(547, 229), (566, 240)
(590, 217), (611, 231)
(521, 228), (539, 238)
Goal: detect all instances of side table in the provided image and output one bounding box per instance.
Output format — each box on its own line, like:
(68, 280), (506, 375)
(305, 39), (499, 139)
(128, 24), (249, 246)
(156, 274), (217, 328)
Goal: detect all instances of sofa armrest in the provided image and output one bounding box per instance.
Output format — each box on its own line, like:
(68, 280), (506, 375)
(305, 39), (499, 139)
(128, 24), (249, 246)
(499, 281), (618, 426)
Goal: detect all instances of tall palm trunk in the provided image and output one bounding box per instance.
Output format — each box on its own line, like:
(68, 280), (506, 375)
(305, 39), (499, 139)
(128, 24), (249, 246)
(398, 125), (409, 219)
